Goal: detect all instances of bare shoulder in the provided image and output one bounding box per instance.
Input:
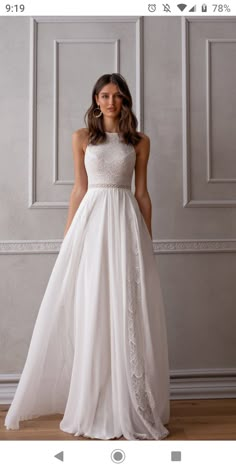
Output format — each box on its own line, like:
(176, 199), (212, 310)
(134, 132), (150, 155)
(72, 127), (89, 138)
(72, 128), (89, 153)
(136, 131), (149, 140)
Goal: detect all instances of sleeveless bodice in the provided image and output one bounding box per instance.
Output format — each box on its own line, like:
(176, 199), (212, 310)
(84, 133), (136, 188)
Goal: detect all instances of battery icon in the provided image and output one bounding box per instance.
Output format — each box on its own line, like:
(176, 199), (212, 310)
(202, 3), (207, 11)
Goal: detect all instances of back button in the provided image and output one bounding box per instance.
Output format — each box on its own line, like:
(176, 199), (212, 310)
(54, 451), (64, 462)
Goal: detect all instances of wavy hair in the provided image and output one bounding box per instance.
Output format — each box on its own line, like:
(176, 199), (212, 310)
(84, 73), (142, 146)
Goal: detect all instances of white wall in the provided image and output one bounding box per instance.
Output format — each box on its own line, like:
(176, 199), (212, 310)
(0, 16), (236, 402)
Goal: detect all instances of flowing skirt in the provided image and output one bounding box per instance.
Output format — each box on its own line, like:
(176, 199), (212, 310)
(4, 187), (170, 440)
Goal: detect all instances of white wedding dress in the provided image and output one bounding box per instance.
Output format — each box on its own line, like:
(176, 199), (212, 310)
(4, 132), (170, 440)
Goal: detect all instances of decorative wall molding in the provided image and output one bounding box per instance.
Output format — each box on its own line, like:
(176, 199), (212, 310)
(32, 16), (142, 23)
(0, 240), (61, 254)
(53, 38), (121, 186)
(29, 17), (37, 209)
(153, 239), (236, 254)
(2, 239), (236, 254)
(169, 367), (236, 400)
(182, 17), (236, 208)
(29, 16), (143, 209)
(1, 368), (236, 404)
(206, 38), (236, 184)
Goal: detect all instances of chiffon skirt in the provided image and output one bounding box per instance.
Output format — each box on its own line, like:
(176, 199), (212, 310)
(4, 187), (170, 440)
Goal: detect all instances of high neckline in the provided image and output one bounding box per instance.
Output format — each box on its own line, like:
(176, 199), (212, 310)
(105, 131), (119, 134)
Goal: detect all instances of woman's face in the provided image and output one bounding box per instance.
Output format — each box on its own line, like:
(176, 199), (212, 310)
(95, 83), (123, 118)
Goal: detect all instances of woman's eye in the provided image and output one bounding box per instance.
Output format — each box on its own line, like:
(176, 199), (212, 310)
(101, 95), (122, 98)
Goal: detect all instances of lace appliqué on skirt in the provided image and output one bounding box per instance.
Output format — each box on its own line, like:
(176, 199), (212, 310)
(126, 213), (169, 440)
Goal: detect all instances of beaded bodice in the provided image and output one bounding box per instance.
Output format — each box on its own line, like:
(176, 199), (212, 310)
(84, 133), (136, 188)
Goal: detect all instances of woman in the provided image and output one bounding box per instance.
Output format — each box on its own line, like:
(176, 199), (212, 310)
(5, 73), (170, 440)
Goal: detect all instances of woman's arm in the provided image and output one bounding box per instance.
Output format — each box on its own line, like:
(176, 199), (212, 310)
(63, 129), (88, 238)
(134, 134), (153, 239)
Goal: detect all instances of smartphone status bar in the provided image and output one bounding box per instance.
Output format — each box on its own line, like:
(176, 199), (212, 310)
(0, 1), (235, 16)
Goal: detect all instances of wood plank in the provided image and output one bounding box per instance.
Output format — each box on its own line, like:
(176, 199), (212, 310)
(0, 399), (236, 440)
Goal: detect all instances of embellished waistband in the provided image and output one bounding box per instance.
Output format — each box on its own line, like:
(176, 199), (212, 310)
(88, 183), (131, 189)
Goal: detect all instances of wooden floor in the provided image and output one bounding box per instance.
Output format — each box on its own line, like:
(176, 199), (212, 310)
(0, 399), (236, 440)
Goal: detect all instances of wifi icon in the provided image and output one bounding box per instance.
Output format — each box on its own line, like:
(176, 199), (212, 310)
(177, 3), (187, 11)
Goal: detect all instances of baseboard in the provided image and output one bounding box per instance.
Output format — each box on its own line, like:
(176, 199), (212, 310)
(1, 368), (236, 405)
(169, 368), (236, 399)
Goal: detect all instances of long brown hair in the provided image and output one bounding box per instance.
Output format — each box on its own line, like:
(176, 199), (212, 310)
(84, 73), (142, 146)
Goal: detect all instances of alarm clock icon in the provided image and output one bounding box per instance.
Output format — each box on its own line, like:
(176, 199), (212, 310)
(148, 4), (156, 12)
